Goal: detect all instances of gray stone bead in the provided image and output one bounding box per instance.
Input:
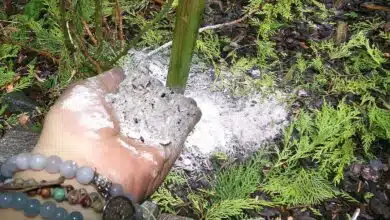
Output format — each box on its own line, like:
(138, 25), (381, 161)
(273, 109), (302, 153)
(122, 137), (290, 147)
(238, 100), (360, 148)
(76, 166), (95, 185)
(109, 183), (124, 197)
(45, 155), (63, 174)
(29, 154), (47, 171)
(59, 160), (78, 179)
(6, 155), (18, 165)
(1, 163), (17, 178)
(15, 153), (31, 170)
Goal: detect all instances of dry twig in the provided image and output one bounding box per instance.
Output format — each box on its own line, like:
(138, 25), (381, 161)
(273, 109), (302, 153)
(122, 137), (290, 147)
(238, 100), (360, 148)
(147, 13), (251, 57)
(82, 20), (97, 45)
(361, 3), (390, 12)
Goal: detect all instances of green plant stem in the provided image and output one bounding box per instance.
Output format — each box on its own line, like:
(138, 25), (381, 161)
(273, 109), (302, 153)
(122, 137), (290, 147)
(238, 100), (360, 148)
(95, 0), (103, 58)
(109, 0), (174, 66)
(166, 0), (205, 93)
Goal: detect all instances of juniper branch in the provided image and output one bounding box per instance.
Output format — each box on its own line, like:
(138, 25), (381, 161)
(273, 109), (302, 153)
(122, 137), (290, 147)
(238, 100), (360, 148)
(109, 0), (174, 66)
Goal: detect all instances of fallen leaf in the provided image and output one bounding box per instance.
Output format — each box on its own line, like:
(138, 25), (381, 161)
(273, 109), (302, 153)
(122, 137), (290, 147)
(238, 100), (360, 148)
(384, 53), (390, 58)
(6, 84), (14, 93)
(299, 41), (310, 49)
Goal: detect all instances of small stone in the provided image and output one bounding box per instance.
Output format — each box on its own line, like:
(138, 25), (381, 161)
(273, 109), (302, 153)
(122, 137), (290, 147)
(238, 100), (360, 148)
(29, 154), (47, 170)
(76, 166), (94, 185)
(45, 155), (63, 174)
(385, 182), (390, 190)
(60, 160), (78, 179)
(140, 201), (159, 220)
(3, 91), (38, 113)
(297, 89), (309, 97)
(246, 68), (261, 79)
(53, 188), (66, 202)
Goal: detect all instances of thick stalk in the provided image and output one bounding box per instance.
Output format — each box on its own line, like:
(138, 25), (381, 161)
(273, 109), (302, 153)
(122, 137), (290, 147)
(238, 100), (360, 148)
(166, 0), (205, 93)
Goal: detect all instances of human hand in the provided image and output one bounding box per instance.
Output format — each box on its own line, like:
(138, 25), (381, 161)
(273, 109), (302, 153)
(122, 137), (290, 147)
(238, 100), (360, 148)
(32, 67), (196, 203)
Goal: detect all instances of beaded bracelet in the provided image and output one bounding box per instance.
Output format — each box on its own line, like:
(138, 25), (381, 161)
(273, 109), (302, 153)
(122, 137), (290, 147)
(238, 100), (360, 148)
(0, 191), (83, 220)
(1, 153), (124, 197)
(1, 177), (105, 212)
(0, 153), (138, 220)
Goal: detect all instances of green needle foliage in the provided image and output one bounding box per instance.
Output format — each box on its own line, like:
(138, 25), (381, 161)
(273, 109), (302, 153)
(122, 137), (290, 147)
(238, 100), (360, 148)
(205, 199), (267, 220)
(263, 168), (338, 206)
(214, 157), (263, 202)
(166, 0), (205, 93)
(276, 101), (361, 184)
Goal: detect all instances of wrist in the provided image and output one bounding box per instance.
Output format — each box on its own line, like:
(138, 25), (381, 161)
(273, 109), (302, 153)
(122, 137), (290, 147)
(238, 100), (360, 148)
(1, 146), (141, 220)
(9, 170), (102, 220)
(34, 132), (145, 203)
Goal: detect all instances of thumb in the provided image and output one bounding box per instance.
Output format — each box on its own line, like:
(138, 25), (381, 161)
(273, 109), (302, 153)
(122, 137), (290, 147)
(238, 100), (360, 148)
(93, 67), (125, 93)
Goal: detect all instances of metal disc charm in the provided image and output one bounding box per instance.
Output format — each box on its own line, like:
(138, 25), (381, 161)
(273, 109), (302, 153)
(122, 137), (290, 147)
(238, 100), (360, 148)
(103, 196), (135, 220)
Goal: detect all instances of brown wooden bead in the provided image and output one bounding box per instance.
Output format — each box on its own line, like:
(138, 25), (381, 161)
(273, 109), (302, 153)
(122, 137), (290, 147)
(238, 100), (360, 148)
(40, 187), (51, 198)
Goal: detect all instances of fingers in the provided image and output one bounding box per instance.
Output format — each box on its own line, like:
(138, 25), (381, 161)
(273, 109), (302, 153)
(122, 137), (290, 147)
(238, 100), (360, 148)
(86, 67), (125, 93)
